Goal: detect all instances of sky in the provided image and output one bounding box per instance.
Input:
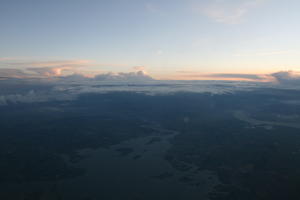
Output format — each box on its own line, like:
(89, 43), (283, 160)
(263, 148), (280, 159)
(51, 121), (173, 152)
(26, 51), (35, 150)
(0, 0), (300, 80)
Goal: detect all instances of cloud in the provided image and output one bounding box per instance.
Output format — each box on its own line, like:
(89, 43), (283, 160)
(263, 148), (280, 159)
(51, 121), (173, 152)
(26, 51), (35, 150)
(3, 70), (300, 106)
(0, 66), (71, 78)
(59, 74), (90, 82)
(175, 71), (269, 81)
(206, 73), (266, 80)
(0, 57), (155, 83)
(0, 59), (153, 79)
(197, 0), (266, 24)
(0, 68), (32, 78)
(94, 71), (154, 82)
(27, 66), (71, 77)
(0, 60), (93, 78)
(0, 76), (269, 106)
(0, 90), (75, 106)
(174, 70), (300, 83)
(133, 66), (146, 72)
(0, 68), (155, 82)
(270, 71), (300, 84)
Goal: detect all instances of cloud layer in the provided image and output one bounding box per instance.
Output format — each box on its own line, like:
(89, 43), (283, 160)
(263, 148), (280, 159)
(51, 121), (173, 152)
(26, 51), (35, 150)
(1, 69), (300, 106)
(0, 79), (267, 106)
(271, 71), (300, 84)
(0, 59), (154, 82)
(175, 71), (271, 81)
(202, 73), (267, 81)
(0, 68), (29, 78)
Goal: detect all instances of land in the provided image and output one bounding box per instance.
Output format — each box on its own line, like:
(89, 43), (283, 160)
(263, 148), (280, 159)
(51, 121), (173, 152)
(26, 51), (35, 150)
(1, 90), (300, 199)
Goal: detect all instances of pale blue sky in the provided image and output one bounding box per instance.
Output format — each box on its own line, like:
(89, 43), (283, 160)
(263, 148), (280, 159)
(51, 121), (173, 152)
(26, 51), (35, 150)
(0, 0), (300, 79)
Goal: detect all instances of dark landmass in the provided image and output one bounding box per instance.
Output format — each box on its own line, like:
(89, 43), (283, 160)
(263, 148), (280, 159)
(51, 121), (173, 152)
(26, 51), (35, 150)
(1, 90), (300, 199)
(116, 147), (134, 156)
(146, 137), (162, 145)
(153, 172), (174, 180)
(132, 155), (142, 160)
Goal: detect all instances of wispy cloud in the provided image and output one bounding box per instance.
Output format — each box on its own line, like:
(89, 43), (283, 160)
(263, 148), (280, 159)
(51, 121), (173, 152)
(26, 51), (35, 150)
(0, 59), (94, 78)
(175, 70), (300, 83)
(0, 68), (29, 78)
(206, 73), (266, 80)
(197, 0), (266, 24)
(175, 71), (271, 81)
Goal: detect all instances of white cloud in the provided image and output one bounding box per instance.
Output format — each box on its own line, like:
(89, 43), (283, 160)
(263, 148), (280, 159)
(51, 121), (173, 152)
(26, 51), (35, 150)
(94, 71), (154, 82)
